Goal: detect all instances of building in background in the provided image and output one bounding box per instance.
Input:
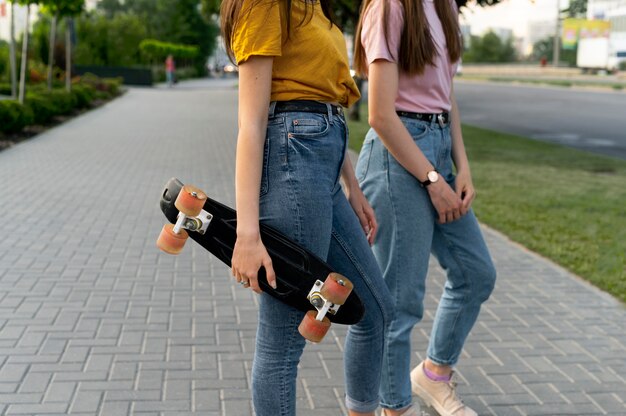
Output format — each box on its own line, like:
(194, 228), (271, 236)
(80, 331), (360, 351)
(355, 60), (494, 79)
(0, 1), (39, 42)
(526, 20), (558, 55)
(588, 0), (626, 32)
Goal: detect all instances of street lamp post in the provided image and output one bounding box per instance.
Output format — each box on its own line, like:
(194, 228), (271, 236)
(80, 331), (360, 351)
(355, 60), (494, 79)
(553, 0), (561, 66)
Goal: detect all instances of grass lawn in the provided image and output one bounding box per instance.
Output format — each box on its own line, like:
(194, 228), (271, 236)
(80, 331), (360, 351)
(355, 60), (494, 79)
(348, 108), (626, 303)
(462, 75), (626, 91)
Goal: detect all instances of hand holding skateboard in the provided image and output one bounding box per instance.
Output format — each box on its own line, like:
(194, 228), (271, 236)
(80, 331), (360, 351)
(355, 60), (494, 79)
(156, 179), (364, 342)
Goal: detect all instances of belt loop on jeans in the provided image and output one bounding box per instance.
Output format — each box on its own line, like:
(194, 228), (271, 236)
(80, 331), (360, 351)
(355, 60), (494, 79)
(268, 101), (277, 118)
(326, 103), (334, 124)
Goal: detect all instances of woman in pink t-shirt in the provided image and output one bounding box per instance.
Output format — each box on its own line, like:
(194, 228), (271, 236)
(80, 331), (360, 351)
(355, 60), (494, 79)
(353, 1), (496, 415)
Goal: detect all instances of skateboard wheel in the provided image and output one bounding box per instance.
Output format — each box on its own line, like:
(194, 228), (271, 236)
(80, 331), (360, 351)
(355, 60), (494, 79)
(175, 185), (207, 217)
(320, 273), (353, 305)
(298, 310), (331, 343)
(156, 223), (189, 254)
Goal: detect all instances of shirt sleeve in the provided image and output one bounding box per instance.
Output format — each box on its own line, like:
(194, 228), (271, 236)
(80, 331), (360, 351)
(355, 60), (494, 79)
(232, 0), (283, 65)
(361, 0), (404, 64)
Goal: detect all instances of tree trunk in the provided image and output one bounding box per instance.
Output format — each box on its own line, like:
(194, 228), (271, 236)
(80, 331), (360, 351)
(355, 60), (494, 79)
(9, 2), (17, 99)
(47, 13), (58, 91)
(18, 5), (30, 105)
(65, 18), (72, 92)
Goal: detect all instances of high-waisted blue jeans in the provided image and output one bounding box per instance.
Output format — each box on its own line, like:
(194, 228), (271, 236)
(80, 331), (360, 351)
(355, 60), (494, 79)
(355, 116), (496, 410)
(251, 102), (394, 415)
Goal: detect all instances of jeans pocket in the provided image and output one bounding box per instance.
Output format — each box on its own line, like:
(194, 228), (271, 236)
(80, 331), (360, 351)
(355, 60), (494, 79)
(407, 121), (431, 142)
(287, 113), (330, 139)
(356, 131), (376, 183)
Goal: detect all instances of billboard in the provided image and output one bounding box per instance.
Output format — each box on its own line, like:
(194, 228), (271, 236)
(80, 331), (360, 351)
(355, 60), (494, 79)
(562, 18), (611, 50)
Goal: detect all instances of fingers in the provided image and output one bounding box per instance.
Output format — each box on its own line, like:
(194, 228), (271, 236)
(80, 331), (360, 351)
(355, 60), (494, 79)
(264, 258), (277, 290)
(232, 259), (275, 295)
(438, 201), (463, 224)
(232, 269), (251, 287)
(367, 219), (378, 245)
(357, 212), (371, 240)
(462, 189), (475, 212)
(362, 206), (378, 245)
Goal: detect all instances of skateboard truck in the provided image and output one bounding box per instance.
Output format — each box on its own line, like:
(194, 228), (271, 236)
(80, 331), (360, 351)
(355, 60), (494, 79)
(157, 185), (211, 255)
(307, 280), (341, 320)
(173, 209), (213, 235)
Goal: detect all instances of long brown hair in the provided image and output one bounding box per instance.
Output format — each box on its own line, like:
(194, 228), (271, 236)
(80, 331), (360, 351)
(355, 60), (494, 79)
(354, 0), (462, 76)
(221, 0), (336, 63)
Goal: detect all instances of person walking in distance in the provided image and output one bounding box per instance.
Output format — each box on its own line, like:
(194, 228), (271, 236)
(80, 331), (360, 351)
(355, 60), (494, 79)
(353, 0), (497, 415)
(220, 0), (394, 414)
(165, 54), (176, 87)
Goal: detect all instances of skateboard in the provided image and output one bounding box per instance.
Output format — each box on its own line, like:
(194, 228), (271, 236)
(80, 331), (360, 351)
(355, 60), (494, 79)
(156, 178), (365, 342)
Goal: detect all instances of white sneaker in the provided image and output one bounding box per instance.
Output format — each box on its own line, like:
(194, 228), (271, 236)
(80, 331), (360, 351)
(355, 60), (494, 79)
(410, 362), (477, 416)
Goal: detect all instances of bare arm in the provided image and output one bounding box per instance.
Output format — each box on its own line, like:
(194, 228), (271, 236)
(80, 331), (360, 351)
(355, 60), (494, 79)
(231, 56), (276, 292)
(341, 156), (378, 245)
(449, 87), (475, 213)
(367, 60), (462, 223)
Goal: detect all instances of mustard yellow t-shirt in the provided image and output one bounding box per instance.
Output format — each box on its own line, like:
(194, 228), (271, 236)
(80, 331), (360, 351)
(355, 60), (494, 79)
(231, 0), (360, 108)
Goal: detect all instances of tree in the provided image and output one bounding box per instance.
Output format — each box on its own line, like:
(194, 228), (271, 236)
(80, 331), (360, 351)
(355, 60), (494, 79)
(15, 0), (40, 104)
(8, 1), (18, 98)
(74, 13), (148, 66)
(563, 0), (587, 18)
(532, 37), (577, 67)
(200, 0), (219, 21)
(463, 31), (517, 63)
(94, 0), (217, 71)
(40, 0), (85, 91)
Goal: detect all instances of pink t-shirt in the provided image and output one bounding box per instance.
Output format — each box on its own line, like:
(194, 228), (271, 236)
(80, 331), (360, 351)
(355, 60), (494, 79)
(361, 0), (458, 113)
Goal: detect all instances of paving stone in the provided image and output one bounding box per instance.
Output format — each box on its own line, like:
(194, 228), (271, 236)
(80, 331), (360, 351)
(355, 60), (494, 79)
(0, 79), (624, 415)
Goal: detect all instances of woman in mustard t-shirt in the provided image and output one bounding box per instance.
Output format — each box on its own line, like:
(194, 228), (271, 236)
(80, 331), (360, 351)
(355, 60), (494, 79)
(219, 0), (394, 415)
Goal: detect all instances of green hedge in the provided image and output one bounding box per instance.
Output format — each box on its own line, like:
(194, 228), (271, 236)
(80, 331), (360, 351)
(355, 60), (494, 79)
(139, 39), (199, 60)
(24, 94), (58, 125)
(0, 83), (12, 96)
(0, 101), (34, 134)
(0, 75), (122, 135)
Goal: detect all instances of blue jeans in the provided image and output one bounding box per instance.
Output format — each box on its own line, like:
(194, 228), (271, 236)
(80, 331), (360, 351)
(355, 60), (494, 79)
(251, 102), (394, 415)
(355, 116), (496, 410)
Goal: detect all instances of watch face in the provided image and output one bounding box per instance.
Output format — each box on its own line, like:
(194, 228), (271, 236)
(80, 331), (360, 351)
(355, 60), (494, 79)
(427, 171), (439, 183)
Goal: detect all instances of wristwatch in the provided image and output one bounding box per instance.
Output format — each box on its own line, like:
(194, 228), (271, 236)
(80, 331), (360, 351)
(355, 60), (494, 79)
(420, 170), (439, 187)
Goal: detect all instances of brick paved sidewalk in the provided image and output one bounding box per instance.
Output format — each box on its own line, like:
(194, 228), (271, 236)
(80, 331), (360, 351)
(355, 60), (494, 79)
(0, 79), (624, 415)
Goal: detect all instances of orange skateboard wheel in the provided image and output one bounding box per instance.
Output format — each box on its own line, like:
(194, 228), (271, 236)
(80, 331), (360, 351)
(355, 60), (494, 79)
(174, 185), (207, 217)
(156, 223), (189, 254)
(298, 310), (331, 343)
(320, 273), (353, 305)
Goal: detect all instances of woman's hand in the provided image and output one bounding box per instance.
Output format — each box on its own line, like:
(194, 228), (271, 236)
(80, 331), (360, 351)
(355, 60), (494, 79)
(231, 233), (277, 294)
(454, 169), (475, 215)
(346, 184), (378, 245)
(426, 180), (463, 224)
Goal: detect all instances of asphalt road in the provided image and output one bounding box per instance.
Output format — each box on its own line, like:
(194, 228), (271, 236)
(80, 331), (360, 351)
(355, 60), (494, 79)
(454, 80), (626, 160)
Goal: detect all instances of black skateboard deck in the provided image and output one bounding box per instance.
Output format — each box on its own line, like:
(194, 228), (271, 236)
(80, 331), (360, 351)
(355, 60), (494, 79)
(159, 178), (365, 325)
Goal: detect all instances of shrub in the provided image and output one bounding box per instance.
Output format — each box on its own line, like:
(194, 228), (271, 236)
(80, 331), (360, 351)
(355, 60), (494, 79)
(76, 73), (123, 97)
(0, 83), (12, 96)
(0, 100), (34, 134)
(71, 84), (96, 109)
(25, 94), (57, 124)
(44, 90), (78, 115)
